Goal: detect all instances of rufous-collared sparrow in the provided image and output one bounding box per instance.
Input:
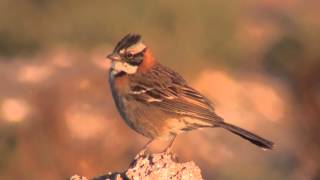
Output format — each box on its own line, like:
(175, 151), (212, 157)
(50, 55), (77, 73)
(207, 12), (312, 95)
(107, 33), (273, 151)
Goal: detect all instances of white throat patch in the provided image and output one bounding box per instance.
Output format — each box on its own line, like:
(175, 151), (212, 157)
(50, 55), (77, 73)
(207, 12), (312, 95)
(111, 61), (138, 75)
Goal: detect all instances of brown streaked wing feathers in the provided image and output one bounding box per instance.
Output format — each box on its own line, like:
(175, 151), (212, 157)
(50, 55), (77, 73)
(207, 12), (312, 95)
(128, 63), (223, 124)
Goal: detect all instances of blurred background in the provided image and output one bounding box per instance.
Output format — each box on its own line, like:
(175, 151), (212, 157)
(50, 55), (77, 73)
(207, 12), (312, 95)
(0, 0), (319, 179)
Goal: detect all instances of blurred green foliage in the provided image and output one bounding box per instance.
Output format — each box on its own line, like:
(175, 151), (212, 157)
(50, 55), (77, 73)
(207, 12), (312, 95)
(0, 0), (247, 69)
(1, 0), (319, 73)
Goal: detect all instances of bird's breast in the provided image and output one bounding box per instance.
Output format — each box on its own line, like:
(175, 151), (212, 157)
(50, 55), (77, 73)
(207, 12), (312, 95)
(108, 70), (137, 128)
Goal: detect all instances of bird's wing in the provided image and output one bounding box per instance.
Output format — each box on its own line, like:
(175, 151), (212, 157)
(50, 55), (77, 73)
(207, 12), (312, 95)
(128, 64), (222, 124)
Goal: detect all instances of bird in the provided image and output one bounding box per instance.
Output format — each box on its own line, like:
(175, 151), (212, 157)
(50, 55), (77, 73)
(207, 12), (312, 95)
(106, 33), (274, 151)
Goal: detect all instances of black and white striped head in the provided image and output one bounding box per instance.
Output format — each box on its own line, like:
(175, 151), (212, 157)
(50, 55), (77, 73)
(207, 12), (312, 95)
(107, 34), (147, 64)
(107, 34), (148, 74)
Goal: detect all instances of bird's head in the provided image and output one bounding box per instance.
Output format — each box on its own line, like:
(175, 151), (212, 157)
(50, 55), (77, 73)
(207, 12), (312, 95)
(107, 33), (154, 75)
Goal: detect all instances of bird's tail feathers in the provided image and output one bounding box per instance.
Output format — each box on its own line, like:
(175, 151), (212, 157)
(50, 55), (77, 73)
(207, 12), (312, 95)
(217, 121), (274, 150)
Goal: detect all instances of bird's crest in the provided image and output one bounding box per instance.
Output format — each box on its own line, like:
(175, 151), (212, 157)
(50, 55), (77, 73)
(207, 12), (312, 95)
(114, 33), (142, 53)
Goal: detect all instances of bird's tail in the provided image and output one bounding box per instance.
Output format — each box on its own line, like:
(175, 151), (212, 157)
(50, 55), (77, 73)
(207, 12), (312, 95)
(217, 121), (274, 150)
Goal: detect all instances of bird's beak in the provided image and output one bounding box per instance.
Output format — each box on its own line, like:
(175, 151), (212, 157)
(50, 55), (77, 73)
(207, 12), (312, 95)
(106, 52), (121, 61)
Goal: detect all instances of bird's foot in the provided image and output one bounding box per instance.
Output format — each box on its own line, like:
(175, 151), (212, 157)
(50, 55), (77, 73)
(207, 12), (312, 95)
(137, 148), (151, 156)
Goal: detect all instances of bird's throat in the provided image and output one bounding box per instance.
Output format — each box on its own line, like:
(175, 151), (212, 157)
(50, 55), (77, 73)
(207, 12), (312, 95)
(111, 61), (138, 75)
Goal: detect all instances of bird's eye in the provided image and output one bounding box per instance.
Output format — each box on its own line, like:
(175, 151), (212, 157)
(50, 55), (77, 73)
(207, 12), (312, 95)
(126, 52), (134, 59)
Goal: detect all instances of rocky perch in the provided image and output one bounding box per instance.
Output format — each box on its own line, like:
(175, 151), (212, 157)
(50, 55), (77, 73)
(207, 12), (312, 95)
(70, 151), (203, 180)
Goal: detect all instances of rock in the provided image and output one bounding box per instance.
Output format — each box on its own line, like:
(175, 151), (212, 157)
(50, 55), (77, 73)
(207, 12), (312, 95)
(70, 175), (89, 180)
(71, 150), (203, 180)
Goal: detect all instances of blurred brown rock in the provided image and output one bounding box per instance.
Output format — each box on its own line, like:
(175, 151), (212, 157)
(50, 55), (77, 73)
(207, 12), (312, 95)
(71, 151), (203, 180)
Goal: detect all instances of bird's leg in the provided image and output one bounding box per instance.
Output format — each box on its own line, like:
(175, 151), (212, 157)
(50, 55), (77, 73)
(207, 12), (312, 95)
(138, 139), (153, 154)
(143, 138), (153, 149)
(163, 135), (176, 153)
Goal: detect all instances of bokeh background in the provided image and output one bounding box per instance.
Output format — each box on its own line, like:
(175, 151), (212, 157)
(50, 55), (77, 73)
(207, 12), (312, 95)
(0, 0), (319, 179)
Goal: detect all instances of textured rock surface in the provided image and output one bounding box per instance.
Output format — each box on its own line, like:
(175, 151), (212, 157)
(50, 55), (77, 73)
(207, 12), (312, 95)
(70, 151), (203, 180)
